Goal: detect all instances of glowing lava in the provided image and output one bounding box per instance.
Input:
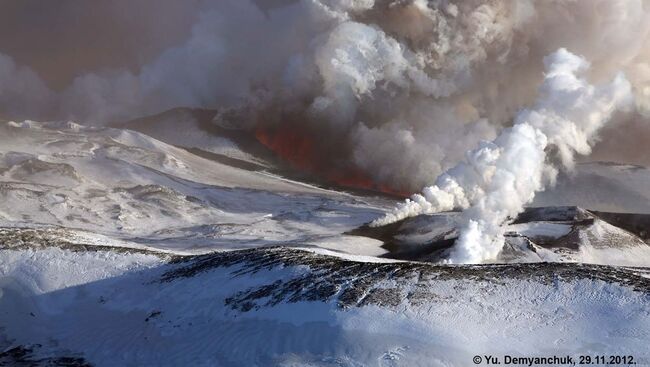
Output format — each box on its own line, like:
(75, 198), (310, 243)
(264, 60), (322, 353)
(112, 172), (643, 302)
(255, 125), (409, 197)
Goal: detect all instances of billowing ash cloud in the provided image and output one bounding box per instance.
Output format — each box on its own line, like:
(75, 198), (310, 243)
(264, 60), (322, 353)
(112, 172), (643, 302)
(0, 53), (53, 120)
(372, 49), (633, 264)
(0, 0), (649, 190)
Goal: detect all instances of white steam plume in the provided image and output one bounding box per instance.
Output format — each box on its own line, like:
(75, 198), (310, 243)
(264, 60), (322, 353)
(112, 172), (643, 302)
(371, 49), (633, 264)
(1, 0), (650, 190)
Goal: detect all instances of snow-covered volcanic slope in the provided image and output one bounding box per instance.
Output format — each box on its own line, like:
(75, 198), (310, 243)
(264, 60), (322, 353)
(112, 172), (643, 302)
(1, 238), (649, 366)
(533, 162), (650, 214)
(351, 206), (650, 266)
(0, 119), (389, 255)
(1, 119), (649, 366)
(112, 107), (275, 169)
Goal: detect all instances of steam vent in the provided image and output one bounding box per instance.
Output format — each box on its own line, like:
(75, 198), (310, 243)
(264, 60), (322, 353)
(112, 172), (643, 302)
(0, 1), (649, 365)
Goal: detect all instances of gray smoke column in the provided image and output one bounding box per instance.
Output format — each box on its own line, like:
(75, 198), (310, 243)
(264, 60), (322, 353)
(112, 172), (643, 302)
(372, 49), (633, 263)
(0, 0), (649, 191)
(0, 53), (52, 120)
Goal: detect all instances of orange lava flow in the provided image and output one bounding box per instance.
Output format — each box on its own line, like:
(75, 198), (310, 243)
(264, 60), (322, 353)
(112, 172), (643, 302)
(255, 125), (410, 198)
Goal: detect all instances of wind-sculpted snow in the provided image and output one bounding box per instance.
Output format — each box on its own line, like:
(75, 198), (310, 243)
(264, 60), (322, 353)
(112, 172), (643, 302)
(0, 227), (180, 259)
(1, 120), (648, 264)
(1, 237), (649, 366)
(162, 246), (650, 311)
(0, 120), (389, 255)
(0, 117), (649, 365)
(1, 2), (650, 363)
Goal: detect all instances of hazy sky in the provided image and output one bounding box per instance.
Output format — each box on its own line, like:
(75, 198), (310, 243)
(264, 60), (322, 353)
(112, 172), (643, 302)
(0, 0), (200, 90)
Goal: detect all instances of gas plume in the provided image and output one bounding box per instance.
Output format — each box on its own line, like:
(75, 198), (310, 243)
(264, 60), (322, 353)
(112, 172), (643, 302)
(0, 0), (649, 192)
(372, 49), (633, 264)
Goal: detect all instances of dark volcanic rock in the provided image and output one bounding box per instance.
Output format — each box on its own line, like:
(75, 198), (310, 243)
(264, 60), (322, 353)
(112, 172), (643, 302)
(347, 206), (650, 262)
(512, 206), (592, 224)
(0, 228), (179, 259)
(3, 226), (649, 315)
(0, 345), (92, 367)
(161, 247), (650, 311)
(593, 211), (650, 240)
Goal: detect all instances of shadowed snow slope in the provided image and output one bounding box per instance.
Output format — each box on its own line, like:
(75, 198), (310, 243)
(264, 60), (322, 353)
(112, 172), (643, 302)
(1, 120), (649, 366)
(0, 240), (649, 366)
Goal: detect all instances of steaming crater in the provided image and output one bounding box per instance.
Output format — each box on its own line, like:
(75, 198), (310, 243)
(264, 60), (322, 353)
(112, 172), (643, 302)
(1, 117), (649, 365)
(2, 118), (648, 264)
(1, 1), (650, 364)
(350, 206), (650, 266)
